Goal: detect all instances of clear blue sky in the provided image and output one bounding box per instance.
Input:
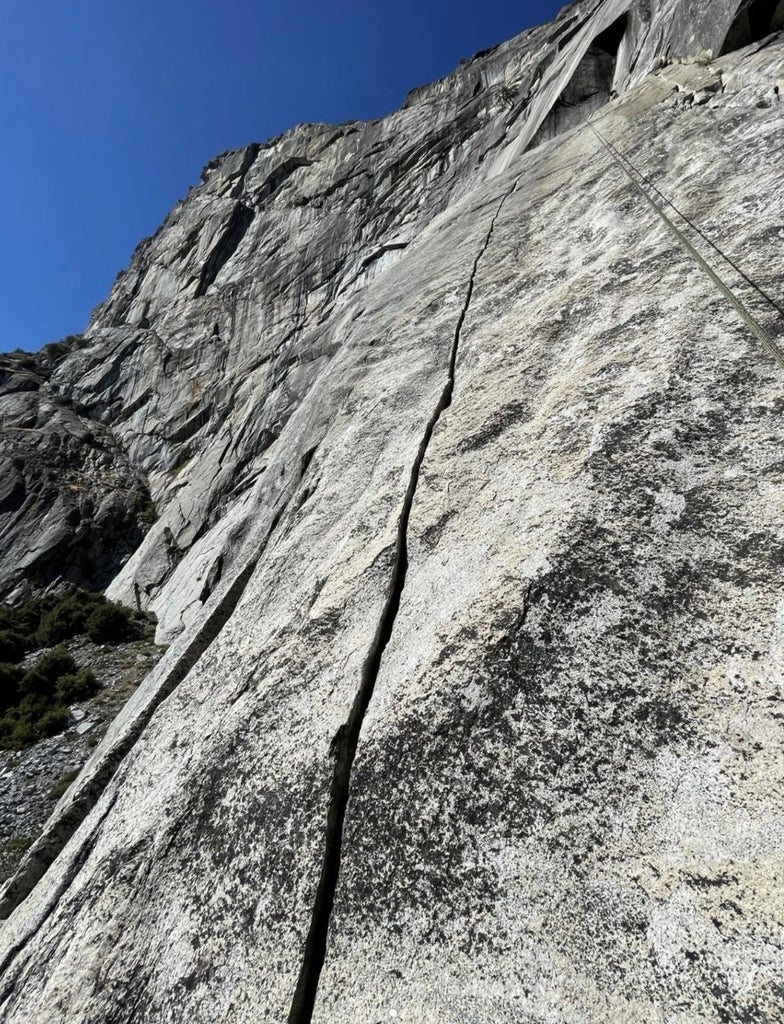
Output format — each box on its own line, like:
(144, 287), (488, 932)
(0, 0), (562, 353)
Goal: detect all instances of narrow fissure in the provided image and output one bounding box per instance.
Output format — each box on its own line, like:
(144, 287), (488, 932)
(720, 0), (784, 55)
(287, 179), (519, 1024)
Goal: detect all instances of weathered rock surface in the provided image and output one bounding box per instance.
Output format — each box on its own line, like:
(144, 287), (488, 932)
(0, 346), (154, 602)
(1, 1), (784, 1021)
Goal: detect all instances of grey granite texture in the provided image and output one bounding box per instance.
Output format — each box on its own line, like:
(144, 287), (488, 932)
(1, 2), (783, 1021)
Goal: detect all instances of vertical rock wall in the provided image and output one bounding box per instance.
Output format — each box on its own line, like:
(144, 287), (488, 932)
(1, 2), (783, 1021)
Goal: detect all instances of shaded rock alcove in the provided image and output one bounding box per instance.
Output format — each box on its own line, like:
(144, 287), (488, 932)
(720, 0), (784, 54)
(531, 14), (629, 148)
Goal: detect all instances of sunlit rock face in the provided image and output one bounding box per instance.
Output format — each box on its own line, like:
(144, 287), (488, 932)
(2, 2), (784, 1022)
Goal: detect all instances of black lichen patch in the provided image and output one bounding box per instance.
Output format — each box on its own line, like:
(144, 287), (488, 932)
(457, 398), (532, 453)
(419, 510), (456, 549)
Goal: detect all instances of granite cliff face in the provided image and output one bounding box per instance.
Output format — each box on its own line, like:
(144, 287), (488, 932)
(1, 1), (784, 1021)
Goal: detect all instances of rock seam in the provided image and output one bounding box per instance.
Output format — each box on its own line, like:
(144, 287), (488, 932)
(286, 177), (520, 1024)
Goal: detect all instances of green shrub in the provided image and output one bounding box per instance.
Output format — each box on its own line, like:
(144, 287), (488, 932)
(36, 706), (70, 738)
(85, 602), (132, 643)
(0, 715), (15, 745)
(36, 593), (105, 646)
(0, 662), (23, 712)
(13, 719), (39, 747)
(0, 589), (141, 750)
(0, 697), (73, 749)
(0, 641), (94, 749)
(18, 648), (77, 699)
(499, 83), (518, 107)
(36, 602), (86, 646)
(17, 667), (56, 701)
(49, 769), (79, 800)
(0, 834), (33, 856)
(56, 668), (99, 704)
(1, 589), (140, 660)
(0, 629), (26, 663)
(0, 716), (36, 750)
(16, 692), (50, 719)
(38, 647), (78, 678)
(0, 595), (58, 657)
